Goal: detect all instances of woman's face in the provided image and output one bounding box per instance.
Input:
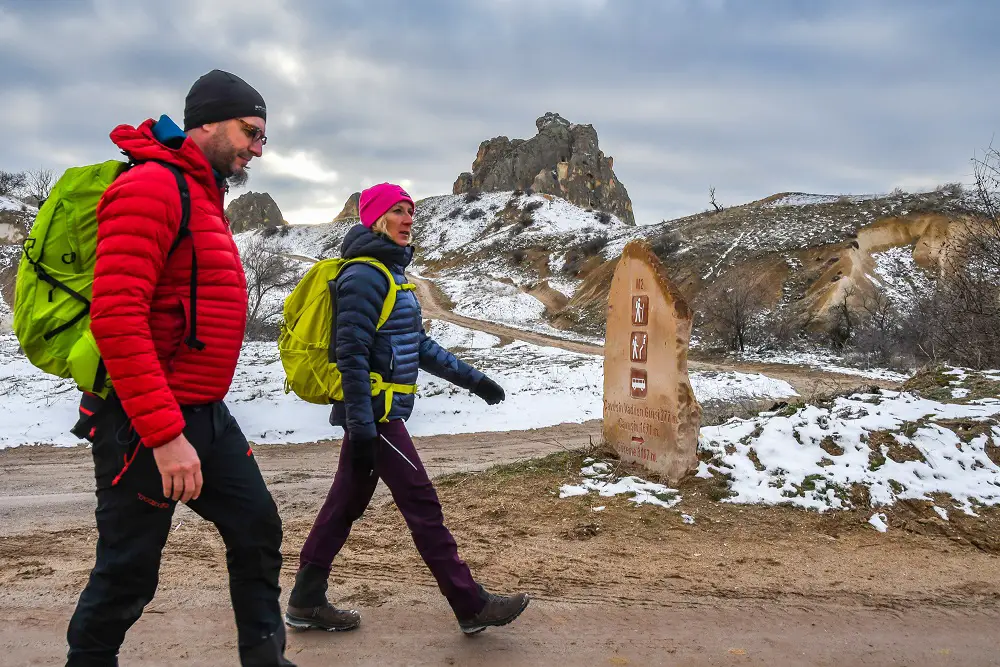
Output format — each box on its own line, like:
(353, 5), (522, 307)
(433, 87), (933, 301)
(383, 201), (415, 246)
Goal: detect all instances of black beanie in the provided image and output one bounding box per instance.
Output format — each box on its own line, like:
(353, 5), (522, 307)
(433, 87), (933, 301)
(183, 69), (267, 131)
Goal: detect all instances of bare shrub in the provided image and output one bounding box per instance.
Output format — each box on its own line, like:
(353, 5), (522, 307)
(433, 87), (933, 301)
(0, 170), (26, 198)
(241, 233), (299, 341)
(900, 144), (1000, 368)
(24, 168), (54, 204)
(463, 188), (482, 203)
(511, 211), (534, 234)
(851, 287), (905, 367)
(465, 207), (485, 220)
(703, 273), (769, 353)
(595, 210), (612, 224)
(649, 229), (683, 257)
(522, 200), (544, 214)
(447, 207), (462, 220)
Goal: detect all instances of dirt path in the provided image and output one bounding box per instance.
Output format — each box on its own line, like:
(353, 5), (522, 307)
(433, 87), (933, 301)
(412, 276), (605, 356)
(3, 440), (999, 665)
(4, 601), (996, 666)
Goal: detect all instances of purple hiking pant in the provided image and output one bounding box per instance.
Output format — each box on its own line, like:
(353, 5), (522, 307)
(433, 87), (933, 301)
(299, 419), (484, 618)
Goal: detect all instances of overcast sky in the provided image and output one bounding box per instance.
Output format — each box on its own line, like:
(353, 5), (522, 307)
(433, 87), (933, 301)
(1, 0), (997, 225)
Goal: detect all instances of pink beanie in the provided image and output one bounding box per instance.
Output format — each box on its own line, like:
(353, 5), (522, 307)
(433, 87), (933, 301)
(359, 183), (415, 228)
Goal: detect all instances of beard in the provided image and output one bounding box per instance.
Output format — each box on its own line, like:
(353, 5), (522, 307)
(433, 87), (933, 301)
(227, 167), (249, 189)
(203, 132), (252, 188)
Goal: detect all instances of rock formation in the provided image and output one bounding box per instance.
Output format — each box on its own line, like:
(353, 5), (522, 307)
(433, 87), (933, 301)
(453, 112), (635, 225)
(225, 192), (284, 233)
(332, 192), (360, 222)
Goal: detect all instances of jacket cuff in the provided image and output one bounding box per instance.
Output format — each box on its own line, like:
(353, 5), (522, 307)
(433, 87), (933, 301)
(138, 411), (186, 449)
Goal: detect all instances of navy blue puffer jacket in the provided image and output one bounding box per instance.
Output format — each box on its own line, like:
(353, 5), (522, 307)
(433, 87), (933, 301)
(330, 224), (486, 441)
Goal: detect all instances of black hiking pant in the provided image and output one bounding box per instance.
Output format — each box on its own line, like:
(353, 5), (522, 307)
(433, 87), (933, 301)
(66, 397), (286, 667)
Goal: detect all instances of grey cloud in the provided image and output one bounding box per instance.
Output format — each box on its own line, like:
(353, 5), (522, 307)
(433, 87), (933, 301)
(1, 0), (998, 226)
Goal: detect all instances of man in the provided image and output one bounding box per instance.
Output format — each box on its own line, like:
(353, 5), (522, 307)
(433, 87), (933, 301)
(66, 70), (294, 666)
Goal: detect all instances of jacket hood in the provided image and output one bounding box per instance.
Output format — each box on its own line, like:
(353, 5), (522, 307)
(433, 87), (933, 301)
(109, 117), (220, 198)
(341, 223), (414, 271)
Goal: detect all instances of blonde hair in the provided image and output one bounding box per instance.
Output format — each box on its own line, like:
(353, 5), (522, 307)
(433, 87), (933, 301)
(370, 214), (390, 236)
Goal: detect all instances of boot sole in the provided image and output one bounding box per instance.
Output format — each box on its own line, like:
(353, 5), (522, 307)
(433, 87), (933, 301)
(460, 596), (531, 635)
(284, 612), (361, 632)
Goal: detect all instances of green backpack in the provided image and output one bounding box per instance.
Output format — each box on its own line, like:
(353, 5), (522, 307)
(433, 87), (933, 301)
(13, 158), (195, 397)
(277, 256), (418, 419)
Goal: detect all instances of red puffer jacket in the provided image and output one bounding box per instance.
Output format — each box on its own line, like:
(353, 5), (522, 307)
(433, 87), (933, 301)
(90, 119), (248, 449)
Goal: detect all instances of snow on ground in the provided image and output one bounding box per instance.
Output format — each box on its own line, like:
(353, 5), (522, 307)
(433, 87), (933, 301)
(762, 193), (882, 208)
(415, 192), (629, 262)
(433, 273), (605, 345)
(425, 320), (501, 349)
(740, 349), (910, 382)
(559, 459), (681, 509)
(699, 389), (1000, 514)
(869, 246), (933, 308)
(0, 323), (797, 448)
(0, 195), (33, 213)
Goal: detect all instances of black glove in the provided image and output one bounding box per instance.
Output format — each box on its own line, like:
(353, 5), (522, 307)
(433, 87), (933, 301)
(472, 376), (505, 405)
(350, 434), (379, 477)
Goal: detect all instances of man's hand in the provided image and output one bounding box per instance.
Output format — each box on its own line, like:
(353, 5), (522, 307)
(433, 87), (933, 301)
(152, 433), (203, 503)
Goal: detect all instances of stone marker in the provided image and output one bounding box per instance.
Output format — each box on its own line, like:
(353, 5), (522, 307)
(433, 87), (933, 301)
(603, 240), (701, 483)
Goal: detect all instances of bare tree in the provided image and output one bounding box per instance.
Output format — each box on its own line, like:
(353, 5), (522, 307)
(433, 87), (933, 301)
(704, 273), (768, 352)
(853, 287), (902, 366)
(240, 233), (299, 340)
(24, 168), (54, 205)
(0, 170), (26, 198)
(896, 142), (1000, 368)
(828, 285), (856, 349)
(709, 186), (724, 213)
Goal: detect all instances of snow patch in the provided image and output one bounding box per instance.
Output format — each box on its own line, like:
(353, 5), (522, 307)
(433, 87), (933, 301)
(699, 390), (1000, 514)
(560, 462), (682, 509)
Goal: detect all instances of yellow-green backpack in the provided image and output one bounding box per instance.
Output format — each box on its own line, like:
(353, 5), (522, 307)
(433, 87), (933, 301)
(277, 256), (418, 418)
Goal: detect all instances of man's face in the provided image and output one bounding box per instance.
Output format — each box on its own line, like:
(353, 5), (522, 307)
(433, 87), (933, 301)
(201, 116), (266, 187)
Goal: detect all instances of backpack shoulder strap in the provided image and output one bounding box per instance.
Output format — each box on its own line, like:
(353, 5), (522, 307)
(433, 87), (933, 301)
(342, 257), (402, 330)
(134, 159), (203, 351)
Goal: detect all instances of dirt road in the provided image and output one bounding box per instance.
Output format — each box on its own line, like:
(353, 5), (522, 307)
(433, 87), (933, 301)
(3, 436), (1000, 666)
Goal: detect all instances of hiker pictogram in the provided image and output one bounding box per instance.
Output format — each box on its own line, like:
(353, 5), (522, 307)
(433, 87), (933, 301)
(632, 295), (648, 326)
(630, 331), (647, 363)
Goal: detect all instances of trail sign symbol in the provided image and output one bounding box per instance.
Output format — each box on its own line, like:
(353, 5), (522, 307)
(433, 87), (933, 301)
(630, 368), (647, 398)
(630, 331), (647, 363)
(632, 295), (648, 326)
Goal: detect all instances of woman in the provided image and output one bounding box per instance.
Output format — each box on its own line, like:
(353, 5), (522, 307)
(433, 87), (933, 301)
(284, 183), (530, 635)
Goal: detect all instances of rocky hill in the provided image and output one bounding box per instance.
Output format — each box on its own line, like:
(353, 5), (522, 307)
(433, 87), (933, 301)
(225, 192), (284, 233)
(332, 192), (360, 222)
(238, 185), (979, 346)
(453, 112), (635, 226)
(557, 186), (977, 337)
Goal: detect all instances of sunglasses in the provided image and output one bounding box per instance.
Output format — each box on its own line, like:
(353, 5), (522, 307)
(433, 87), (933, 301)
(237, 118), (267, 146)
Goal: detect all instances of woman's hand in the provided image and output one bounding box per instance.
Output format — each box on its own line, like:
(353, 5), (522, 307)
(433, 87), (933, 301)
(472, 376), (506, 405)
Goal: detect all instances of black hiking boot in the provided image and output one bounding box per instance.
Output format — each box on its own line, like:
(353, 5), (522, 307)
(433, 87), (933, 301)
(284, 563), (361, 632)
(284, 601), (361, 632)
(240, 626), (297, 666)
(457, 587), (530, 635)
